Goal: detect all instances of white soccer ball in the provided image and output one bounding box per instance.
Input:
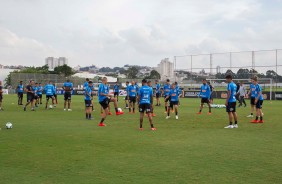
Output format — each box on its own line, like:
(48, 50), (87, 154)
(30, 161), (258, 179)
(6, 122), (13, 129)
(49, 105), (53, 109)
(117, 108), (123, 112)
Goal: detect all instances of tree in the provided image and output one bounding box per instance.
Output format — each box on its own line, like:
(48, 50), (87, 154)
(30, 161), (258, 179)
(4, 72), (12, 88)
(54, 64), (75, 77)
(126, 67), (139, 78)
(236, 68), (250, 79)
(147, 70), (161, 79)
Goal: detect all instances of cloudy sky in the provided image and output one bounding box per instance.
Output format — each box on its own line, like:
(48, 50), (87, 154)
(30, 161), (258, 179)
(0, 0), (282, 72)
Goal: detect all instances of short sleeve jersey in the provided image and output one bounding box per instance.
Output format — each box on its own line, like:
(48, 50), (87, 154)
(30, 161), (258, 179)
(18, 84), (24, 93)
(227, 82), (237, 103)
(45, 84), (55, 96)
(26, 85), (34, 95)
(200, 84), (211, 99)
(128, 85), (137, 97)
(114, 84), (119, 92)
(37, 86), (43, 95)
(255, 84), (264, 100)
(98, 83), (109, 102)
(84, 86), (92, 100)
(155, 83), (161, 94)
(163, 84), (171, 96)
(139, 85), (153, 104)
(250, 84), (256, 97)
(169, 88), (179, 102)
(63, 82), (73, 92)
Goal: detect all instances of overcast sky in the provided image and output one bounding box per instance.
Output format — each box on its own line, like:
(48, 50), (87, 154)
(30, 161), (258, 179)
(0, 0), (282, 72)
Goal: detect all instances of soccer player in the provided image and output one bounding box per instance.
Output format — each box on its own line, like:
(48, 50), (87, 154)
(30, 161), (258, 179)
(84, 81), (94, 120)
(128, 81), (137, 113)
(63, 79), (73, 111)
(251, 76), (264, 123)
(155, 80), (161, 106)
(247, 78), (256, 118)
(165, 83), (179, 120)
(84, 78), (94, 111)
(224, 75), (238, 129)
(98, 77), (124, 126)
(53, 84), (58, 107)
(83, 78), (90, 89)
(37, 83), (43, 105)
(178, 86), (184, 106)
(33, 83), (39, 107)
(113, 81), (120, 102)
(125, 81), (130, 109)
(138, 79), (156, 131)
(162, 79), (171, 113)
(17, 81), (24, 105)
(197, 79), (212, 115)
(207, 81), (214, 104)
(237, 81), (247, 107)
(147, 80), (156, 117)
(24, 80), (35, 111)
(44, 81), (55, 109)
(0, 81), (3, 111)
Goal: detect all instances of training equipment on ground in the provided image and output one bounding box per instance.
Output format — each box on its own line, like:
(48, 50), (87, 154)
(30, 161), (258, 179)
(211, 104), (226, 108)
(6, 122), (13, 129)
(117, 108), (123, 112)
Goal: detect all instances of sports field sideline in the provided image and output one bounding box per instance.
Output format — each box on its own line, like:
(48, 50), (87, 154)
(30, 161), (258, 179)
(0, 95), (281, 184)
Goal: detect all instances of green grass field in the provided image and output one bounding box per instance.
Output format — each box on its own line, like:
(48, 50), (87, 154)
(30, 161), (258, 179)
(0, 95), (282, 184)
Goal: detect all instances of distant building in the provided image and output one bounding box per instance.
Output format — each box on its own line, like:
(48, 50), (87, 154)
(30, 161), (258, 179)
(216, 66), (221, 74)
(45, 57), (68, 71)
(155, 58), (174, 80)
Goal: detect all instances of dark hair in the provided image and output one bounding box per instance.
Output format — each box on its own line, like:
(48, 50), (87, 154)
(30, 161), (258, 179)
(86, 78), (89, 81)
(252, 75), (258, 81)
(126, 81), (129, 83)
(88, 81), (93, 83)
(203, 79), (207, 81)
(225, 74), (232, 79)
(166, 79), (170, 82)
(142, 79), (147, 83)
(174, 82), (178, 85)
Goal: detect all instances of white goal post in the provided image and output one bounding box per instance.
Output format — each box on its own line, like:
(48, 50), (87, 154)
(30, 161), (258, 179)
(206, 78), (273, 100)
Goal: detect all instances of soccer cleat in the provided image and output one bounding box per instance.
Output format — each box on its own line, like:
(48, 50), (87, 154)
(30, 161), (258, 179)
(151, 127), (157, 131)
(246, 114), (253, 118)
(176, 115), (179, 120)
(208, 112), (212, 115)
(116, 111), (124, 116)
(233, 124), (238, 128)
(139, 128), (144, 131)
(98, 123), (106, 126)
(108, 112), (113, 115)
(68, 109), (72, 112)
(250, 120), (259, 123)
(166, 116), (170, 119)
(152, 113), (156, 117)
(258, 120), (264, 123)
(224, 125), (234, 129)
(197, 112), (202, 114)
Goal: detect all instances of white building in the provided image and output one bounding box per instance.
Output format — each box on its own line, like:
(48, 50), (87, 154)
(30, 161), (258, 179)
(45, 57), (68, 71)
(155, 58), (174, 81)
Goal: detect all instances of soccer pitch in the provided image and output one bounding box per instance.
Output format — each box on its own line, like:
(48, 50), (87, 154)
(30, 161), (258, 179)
(0, 95), (281, 184)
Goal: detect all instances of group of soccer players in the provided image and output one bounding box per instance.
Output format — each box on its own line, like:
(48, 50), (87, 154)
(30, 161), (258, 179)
(5, 74), (265, 130)
(16, 79), (73, 112)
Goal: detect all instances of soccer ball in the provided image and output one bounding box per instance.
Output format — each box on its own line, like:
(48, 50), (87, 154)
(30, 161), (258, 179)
(49, 105), (53, 109)
(117, 108), (123, 112)
(6, 122), (13, 129)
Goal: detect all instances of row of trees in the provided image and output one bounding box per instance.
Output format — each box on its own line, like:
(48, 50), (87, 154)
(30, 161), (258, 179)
(215, 69), (282, 82)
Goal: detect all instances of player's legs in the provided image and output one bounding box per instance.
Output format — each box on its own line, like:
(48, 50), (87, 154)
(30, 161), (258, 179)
(99, 107), (108, 126)
(0, 97), (2, 110)
(110, 98), (124, 115)
(45, 97), (49, 109)
(198, 102), (204, 114)
(139, 112), (144, 129)
(207, 102), (212, 114)
(228, 112), (234, 125)
(242, 97), (246, 107)
(129, 99), (132, 113)
(133, 101), (136, 113)
(174, 104), (178, 116)
(166, 103), (171, 119)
